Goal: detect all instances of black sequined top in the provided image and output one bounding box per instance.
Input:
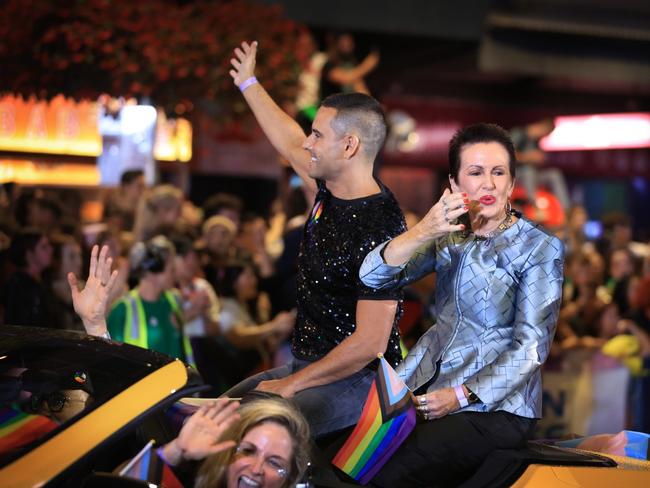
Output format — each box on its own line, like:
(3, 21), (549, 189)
(292, 179), (406, 368)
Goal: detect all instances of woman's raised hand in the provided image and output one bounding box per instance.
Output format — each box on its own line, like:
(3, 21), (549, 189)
(414, 188), (468, 241)
(164, 399), (241, 465)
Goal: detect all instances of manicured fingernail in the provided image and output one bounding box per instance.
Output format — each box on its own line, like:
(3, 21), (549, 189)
(463, 199), (470, 204)
(460, 224), (466, 230)
(464, 205), (469, 210)
(462, 193), (468, 197)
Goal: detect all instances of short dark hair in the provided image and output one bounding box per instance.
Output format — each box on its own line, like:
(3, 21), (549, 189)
(9, 228), (46, 268)
(202, 193), (244, 221)
(602, 211), (631, 231)
(120, 169), (144, 185)
(169, 232), (195, 257)
(448, 123), (516, 183)
(320, 93), (387, 160)
(130, 235), (175, 276)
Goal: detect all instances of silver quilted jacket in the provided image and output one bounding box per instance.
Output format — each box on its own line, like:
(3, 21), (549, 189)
(360, 217), (565, 418)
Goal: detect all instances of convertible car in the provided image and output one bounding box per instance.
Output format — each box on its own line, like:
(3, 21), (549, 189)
(2, 326), (649, 488)
(0, 325), (202, 488)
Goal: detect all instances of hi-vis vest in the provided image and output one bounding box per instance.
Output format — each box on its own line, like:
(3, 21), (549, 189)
(121, 289), (195, 367)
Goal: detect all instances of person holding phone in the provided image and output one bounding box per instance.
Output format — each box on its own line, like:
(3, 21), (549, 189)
(359, 123), (565, 487)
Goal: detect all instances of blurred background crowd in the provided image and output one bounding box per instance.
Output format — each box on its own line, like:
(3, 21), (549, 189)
(1, 0), (649, 440)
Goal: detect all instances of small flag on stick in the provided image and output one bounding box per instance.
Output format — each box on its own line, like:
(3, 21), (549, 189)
(332, 354), (416, 485)
(120, 439), (183, 488)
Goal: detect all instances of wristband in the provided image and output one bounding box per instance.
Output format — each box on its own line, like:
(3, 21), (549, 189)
(454, 385), (469, 408)
(239, 76), (258, 93)
(156, 446), (171, 465)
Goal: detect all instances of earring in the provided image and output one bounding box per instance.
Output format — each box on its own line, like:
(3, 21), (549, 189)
(505, 199), (512, 215)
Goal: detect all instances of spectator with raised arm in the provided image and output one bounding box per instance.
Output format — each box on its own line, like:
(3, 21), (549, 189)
(226, 40), (405, 437)
(67, 251), (311, 488)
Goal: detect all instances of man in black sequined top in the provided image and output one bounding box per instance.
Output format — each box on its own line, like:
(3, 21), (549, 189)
(226, 41), (406, 437)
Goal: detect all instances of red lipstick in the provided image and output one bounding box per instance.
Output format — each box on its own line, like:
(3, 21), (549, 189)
(479, 195), (496, 205)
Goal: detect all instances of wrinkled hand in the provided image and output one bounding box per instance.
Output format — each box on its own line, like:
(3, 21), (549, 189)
(230, 41), (258, 87)
(171, 399), (241, 462)
(68, 245), (118, 336)
(413, 188), (468, 241)
(255, 377), (296, 398)
(415, 387), (460, 421)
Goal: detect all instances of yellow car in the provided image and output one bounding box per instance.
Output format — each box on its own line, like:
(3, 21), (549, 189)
(0, 325), (202, 488)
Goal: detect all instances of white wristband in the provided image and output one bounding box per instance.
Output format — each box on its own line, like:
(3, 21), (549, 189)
(454, 385), (469, 408)
(239, 76), (258, 92)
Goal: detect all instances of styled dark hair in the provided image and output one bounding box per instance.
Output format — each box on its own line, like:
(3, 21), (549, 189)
(9, 228), (46, 268)
(320, 93), (387, 160)
(448, 123), (516, 183)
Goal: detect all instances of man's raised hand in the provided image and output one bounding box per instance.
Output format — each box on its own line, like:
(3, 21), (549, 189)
(230, 41), (258, 87)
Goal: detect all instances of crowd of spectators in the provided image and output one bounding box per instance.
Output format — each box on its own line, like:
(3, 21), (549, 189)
(0, 171), (306, 395)
(1, 171), (649, 432)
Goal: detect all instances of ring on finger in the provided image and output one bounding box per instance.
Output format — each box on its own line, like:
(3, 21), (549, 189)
(418, 395), (427, 406)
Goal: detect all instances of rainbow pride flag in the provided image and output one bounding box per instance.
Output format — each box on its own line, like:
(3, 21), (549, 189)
(332, 355), (416, 484)
(120, 440), (184, 488)
(0, 407), (58, 455)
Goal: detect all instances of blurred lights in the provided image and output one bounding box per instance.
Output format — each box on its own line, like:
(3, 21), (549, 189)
(541, 113), (650, 151)
(0, 94), (192, 162)
(0, 160), (100, 186)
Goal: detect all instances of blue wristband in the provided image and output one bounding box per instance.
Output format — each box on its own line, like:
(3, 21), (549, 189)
(157, 446), (171, 465)
(239, 76), (258, 92)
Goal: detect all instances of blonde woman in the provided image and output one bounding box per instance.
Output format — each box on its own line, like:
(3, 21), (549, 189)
(192, 397), (311, 488)
(133, 184), (183, 242)
(68, 247), (311, 488)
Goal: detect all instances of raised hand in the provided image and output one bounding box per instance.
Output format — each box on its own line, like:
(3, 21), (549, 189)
(229, 41), (258, 87)
(164, 399), (241, 465)
(413, 188), (468, 241)
(67, 245), (118, 336)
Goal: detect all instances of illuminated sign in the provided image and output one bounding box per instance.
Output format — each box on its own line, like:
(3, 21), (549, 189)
(0, 94), (191, 161)
(541, 113), (650, 151)
(0, 160), (100, 186)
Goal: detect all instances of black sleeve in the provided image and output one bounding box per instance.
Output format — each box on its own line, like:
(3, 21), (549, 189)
(355, 203), (407, 301)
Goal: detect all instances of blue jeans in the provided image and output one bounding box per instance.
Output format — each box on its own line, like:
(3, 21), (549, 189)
(223, 358), (374, 438)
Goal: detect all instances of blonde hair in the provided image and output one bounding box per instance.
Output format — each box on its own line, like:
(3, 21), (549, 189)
(202, 215), (237, 237)
(195, 397), (311, 488)
(132, 184), (183, 241)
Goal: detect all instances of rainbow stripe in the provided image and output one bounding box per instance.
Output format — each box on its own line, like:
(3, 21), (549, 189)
(333, 356), (416, 484)
(120, 439), (183, 488)
(0, 407), (58, 454)
(310, 200), (323, 223)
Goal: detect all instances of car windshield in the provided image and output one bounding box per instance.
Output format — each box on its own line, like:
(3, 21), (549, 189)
(0, 326), (174, 467)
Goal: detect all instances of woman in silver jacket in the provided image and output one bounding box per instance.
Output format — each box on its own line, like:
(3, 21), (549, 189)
(360, 123), (565, 487)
